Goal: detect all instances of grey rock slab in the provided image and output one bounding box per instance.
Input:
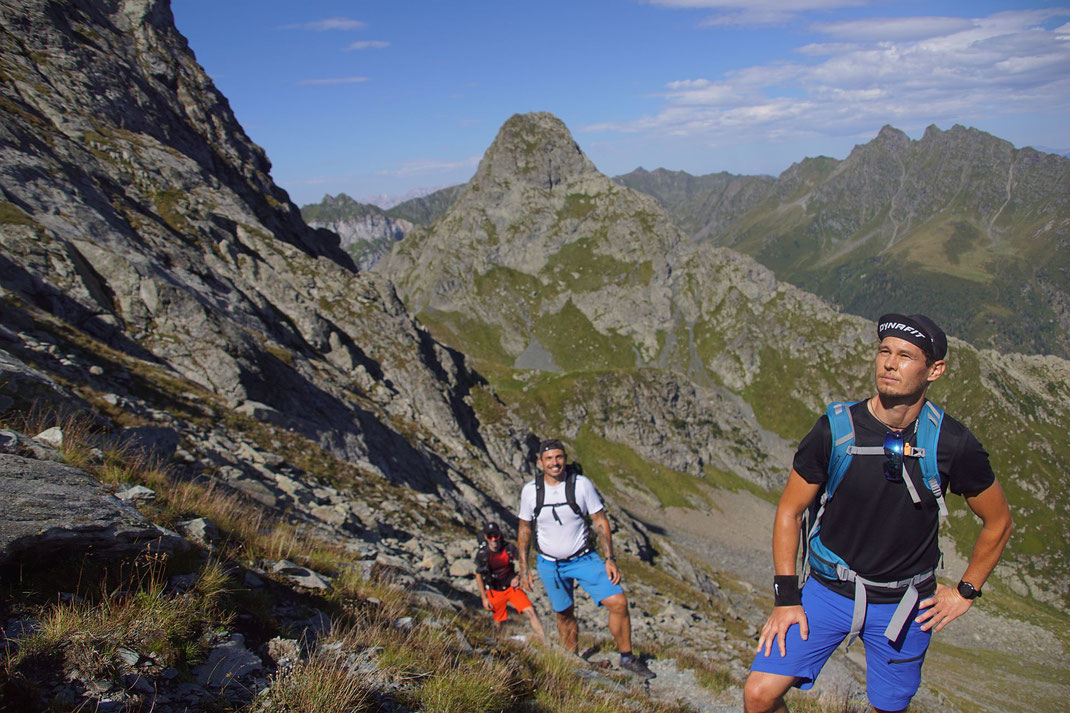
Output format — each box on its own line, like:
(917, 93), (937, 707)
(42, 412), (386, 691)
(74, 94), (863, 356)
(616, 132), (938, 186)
(176, 517), (220, 546)
(270, 560), (331, 590)
(411, 587), (458, 611)
(0, 454), (183, 566)
(118, 426), (179, 464)
(33, 426), (64, 449)
(448, 558), (476, 578)
(193, 634), (262, 689)
(115, 484), (156, 502)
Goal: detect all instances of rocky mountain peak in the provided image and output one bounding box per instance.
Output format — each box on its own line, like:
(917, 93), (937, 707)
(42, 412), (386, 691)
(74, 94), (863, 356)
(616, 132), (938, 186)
(379, 111), (685, 319)
(469, 112), (600, 193)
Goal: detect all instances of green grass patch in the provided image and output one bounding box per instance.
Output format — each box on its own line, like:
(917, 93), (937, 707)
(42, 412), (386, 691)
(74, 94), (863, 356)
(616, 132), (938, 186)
(0, 200), (39, 227)
(534, 300), (634, 372)
(153, 189), (191, 235)
(671, 651), (735, 694)
(543, 235), (647, 293)
(573, 425), (707, 509)
(418, 307), (513, 367)
(703, 465), (779, 505)
(558, 193), (597, 221)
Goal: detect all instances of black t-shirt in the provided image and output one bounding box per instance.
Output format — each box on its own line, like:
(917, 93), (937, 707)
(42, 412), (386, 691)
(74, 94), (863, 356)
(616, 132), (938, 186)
(794, 400), (995, 602)
(474, 542), (519, 590)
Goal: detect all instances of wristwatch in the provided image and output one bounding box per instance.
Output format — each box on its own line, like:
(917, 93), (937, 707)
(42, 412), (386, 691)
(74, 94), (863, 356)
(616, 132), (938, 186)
(956, 580), (982, 600)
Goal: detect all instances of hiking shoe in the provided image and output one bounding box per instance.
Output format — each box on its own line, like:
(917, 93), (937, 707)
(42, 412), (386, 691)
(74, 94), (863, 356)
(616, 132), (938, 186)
(620, 656), (656, 680)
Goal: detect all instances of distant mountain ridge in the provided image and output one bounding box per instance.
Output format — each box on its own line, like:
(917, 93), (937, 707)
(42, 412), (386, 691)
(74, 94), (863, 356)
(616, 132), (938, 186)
(301, 193), (413, 270)
(301, 186), (463, 269)
(613, 167), (774, 239)
(621, 126), (1070, 359)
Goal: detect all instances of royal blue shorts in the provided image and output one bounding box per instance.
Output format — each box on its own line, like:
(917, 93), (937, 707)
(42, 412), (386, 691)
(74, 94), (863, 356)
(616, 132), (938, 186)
(536, 551), (623, 612)
(750, 577), (932, 711)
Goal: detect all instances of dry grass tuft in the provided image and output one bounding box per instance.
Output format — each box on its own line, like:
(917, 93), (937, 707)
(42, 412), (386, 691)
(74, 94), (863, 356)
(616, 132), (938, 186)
(415, 657), (518, 713)
(7, 559), (230, 681)
(257, 653), (374, 712)
(784, 689), (871, 713)
(671, 650), (736, 694)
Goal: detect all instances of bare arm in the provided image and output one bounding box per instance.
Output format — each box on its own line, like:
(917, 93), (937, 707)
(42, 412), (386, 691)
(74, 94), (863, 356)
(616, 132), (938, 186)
(517, 519), (534, 590)
(917, 479), (1013, 632)
(474, 573), (492, 610)
(590, 510), (621, 584)
(758, 470), (821, 657)
(590, 510), (614, 559)
(772, 471), (821, 576)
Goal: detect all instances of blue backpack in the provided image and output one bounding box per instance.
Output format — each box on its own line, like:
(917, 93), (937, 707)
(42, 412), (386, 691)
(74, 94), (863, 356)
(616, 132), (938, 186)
(803, 400), (949, 583)
(800, 400), (950, 645)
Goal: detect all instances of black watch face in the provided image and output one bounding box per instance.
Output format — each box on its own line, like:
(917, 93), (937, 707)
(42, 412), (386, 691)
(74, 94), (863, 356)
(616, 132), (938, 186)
(957, 581), (979, 599)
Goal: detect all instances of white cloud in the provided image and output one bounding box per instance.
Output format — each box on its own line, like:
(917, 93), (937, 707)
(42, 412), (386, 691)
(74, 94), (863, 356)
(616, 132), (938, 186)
(648, 0), (867, 26)
(282, 17), (366, 31)
(345, 40), (390, 51)
(649, 0), (861, 8)
(586, 9), (1070, 146)
(380, 156), (482, 177)
(812, 17), (974, 41)
(297, 76), (370, 86)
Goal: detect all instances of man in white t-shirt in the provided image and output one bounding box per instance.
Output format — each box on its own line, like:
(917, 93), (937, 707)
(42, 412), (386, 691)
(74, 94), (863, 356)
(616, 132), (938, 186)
(517, 438), (655, 679)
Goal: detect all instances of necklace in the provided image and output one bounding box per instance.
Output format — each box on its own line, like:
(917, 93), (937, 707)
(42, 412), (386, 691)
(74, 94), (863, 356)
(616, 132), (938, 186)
(867, 398), (915, 433)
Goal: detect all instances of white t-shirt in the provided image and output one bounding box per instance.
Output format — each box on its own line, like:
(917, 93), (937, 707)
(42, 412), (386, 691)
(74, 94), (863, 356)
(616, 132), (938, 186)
(517, 474), (604, 560)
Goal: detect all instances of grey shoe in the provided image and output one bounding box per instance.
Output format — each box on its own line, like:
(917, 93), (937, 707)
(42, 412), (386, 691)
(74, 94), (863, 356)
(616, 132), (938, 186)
(620, 656), (656, 679)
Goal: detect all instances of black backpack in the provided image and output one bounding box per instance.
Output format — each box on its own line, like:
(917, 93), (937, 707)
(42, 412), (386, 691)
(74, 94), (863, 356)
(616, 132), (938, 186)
(533, 462), (585, 521)
(533, 463), (593, 557)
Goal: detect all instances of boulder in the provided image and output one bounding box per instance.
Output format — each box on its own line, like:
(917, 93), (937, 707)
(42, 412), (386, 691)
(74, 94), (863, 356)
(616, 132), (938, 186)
(0, 453), (185, 566)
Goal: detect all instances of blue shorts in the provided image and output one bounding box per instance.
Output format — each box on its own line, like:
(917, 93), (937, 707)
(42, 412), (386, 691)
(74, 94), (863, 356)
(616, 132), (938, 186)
(536, 552), (623, 612)
(750, 577), (931, 711)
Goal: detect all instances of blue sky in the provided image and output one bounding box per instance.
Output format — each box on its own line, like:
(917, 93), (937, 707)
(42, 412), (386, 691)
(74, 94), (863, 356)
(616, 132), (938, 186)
(171, 1), (1070, 208)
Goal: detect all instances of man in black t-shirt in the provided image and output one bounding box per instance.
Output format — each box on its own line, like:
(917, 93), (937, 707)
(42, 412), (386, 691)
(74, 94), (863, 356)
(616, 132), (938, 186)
(744, 313), (1013, 713)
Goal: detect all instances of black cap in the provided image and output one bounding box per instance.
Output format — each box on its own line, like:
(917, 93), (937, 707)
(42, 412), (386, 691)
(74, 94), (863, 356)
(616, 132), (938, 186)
(538, 438), (566, 455)
(483, 521), (502, 538)
(877, 313), (947, 360)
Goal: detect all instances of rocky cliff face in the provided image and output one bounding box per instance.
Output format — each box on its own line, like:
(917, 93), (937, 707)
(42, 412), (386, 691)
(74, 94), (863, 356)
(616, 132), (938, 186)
(0, 0), (520, 525)
(0, 0), (712, 610)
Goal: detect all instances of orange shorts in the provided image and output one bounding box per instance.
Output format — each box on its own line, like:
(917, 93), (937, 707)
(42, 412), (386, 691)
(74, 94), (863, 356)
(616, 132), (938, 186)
(486, 586), (532, 622)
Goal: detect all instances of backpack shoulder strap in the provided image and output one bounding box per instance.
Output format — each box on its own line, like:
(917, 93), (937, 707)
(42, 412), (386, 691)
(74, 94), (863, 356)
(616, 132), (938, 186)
(801, 401), (857, 582)
(826, 401), (859, 495)
(564, 468), (583, 517)
(533, 473), (546, 520)
(917, 400), (948, 516)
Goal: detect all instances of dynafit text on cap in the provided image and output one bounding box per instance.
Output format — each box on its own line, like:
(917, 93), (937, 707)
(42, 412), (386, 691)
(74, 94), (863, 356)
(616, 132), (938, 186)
(877, 313), (948, 360)
(483, 521), (502, 538)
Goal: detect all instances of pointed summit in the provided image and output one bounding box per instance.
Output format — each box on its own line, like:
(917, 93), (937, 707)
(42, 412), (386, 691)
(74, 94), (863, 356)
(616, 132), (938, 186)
(470, 112), (600, 193)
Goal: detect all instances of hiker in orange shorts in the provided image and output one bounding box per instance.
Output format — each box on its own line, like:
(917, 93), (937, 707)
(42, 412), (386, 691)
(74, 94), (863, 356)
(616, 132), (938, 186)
(474, 522), (546, 639)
